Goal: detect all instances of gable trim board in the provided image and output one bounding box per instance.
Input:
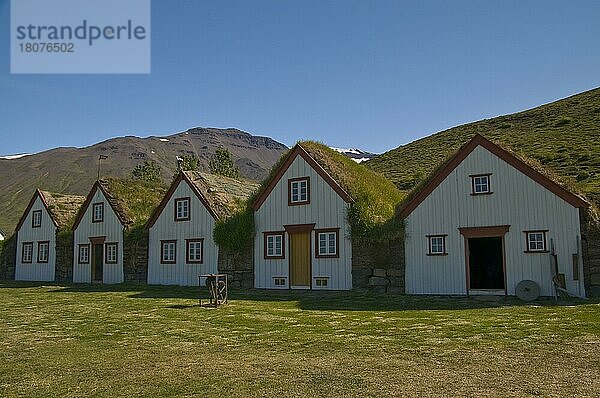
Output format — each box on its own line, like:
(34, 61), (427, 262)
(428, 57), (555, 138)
(146, 171), (217, 228)
(402, 135), (588, 297)
(399, 134), (588, 219)
(253, 144), (353, 211)
(146, 171), (219, 286)
(14, 191), (58, 282)
(72, 183), (125, 284)
(15, 190), (59, 233)
(253, 144), (353, 290)
(72, 181), (128, 231)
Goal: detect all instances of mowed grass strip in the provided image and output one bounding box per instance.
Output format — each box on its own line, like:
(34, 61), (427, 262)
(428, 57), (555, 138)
(0, 282), (599, 397)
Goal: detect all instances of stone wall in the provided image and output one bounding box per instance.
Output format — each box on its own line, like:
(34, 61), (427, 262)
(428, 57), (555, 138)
(581, 208), (600, 297)
(0, 234), (16, 281)
(218, 243), (254, 289)
(351, 237), (405, 293)
(55, 231), (74, 282)
(123, 229), (149, 284)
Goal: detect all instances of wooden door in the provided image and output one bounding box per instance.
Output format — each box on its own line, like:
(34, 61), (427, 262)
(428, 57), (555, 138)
(92, 243), (103, 282)
(290, 232), (311, 287)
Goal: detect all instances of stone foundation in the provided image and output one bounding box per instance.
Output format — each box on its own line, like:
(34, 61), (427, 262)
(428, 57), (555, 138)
(55, 231), (74, 282)
(351, 237), (405, 293)
(123, 229), (149, 284)
(218, 243), (254, 289)
(581, 208), (600, 297)
(0, 234), (16, 281)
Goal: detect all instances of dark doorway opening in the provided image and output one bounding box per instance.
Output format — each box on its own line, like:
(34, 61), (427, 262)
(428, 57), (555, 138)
(92, 243), (103, 282)
(468, 237), (504, 290)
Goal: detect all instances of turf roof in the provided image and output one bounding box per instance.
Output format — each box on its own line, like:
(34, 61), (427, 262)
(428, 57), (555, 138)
(39, 191), (86, 230)
(249, 141), (405, 238)
(185, 171), (259, 220)
(96, 178), (168, 228)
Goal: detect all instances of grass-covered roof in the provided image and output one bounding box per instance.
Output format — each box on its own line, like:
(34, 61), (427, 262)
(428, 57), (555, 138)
(296, 141), (405, 234)
(97, 178), (168, 228)
(215, 141), (405, 251)
(398, 134), (590, 218)
(39, 191), (86, 230)
(185, 171), (259, 220)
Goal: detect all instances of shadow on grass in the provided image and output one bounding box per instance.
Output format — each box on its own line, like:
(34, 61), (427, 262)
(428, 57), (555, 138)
(2, 280), (595, 312)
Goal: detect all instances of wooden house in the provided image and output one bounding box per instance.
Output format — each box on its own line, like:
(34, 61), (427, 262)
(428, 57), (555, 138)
(400, 134), (589, 297)
(146, 171), (258, 286)
(14, 190), (85, 281)
(252, 144), (358, 290)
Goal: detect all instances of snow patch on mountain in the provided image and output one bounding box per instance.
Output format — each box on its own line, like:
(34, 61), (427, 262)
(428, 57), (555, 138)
(0, 153), (31, 160)
(329, 147), (376, 163)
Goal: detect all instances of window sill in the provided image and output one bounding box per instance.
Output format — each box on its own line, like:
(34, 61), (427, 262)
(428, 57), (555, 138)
(288, 201), (310, 206)
(315, 254), (339, 259)
(264, 255), (285, 260)
(426, 253), (448, 256)
(524, 250), (550, 254)
(470, 192), (493, 196)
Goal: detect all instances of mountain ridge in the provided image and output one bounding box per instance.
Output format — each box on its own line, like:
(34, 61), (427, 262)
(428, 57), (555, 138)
(0, 127), (288, 233)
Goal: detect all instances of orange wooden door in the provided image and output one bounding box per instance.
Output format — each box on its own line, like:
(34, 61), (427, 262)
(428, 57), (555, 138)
(290, 232), (310, 286)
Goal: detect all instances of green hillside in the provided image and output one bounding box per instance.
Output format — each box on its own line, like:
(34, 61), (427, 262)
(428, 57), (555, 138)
(366, 88), (600, 205)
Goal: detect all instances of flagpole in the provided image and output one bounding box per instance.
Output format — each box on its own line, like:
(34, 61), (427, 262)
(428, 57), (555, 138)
(98, 155), (108, 180)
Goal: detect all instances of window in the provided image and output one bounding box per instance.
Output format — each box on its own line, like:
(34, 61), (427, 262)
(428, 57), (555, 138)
(37, 241), (49, 263)
(470, 174), (492, 195)
(315, 277), (329, 287)
(78, 244), (90, 264)
(186, 239), (204, 264)
(92, 203), (104, 223)
(288, 177), (310, 205)
(174, 198), (190, 221)
(22, 242), (33, 263)
(273, 277), (287, 287)
(161, 240), (177, 264)
(105, 243), (118, 264)
(32, 210), (42, 228)
(315, 229), (339, 258)
(427, 235), (447, 255)
(264, 232), (285, 259)
(525, 230), (548, 253)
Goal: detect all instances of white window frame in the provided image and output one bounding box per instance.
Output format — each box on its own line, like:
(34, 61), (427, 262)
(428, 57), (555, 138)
(22, 242), (33, 263)
(526, 231), (547, 252)
(32, 210), (42, 228)
(161, 240), (177, 264)
(316, 230), (339, 258)
(471, 174), (492, 195)
(273, 277), (287, 287)
(264, 233), (284, 258)
(174, 198), (190, 221)
(105, 243), (118, 264)
(186, 239), (204, 264)
(289, 177), (309, 205)
(92, 203), (104, 222)
(78, 244), (90, 264)
(427, 235), (447, 255)
(37, 241), (49, 263)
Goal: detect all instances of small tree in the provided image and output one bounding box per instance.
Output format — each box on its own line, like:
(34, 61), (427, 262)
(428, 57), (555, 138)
(131, 160), (162, 183)
(209, 147), (240, 178)
(177, 154), (201, 172)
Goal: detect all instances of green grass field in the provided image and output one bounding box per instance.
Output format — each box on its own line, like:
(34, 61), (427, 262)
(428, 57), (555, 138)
(1, 282), (599, 397)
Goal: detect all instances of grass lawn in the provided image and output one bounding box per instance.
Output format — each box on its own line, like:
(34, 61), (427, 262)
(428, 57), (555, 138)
(1, 282), (599, 397)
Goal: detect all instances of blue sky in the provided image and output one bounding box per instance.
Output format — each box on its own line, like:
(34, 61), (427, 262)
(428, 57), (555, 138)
(1, 0), (599, 155)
